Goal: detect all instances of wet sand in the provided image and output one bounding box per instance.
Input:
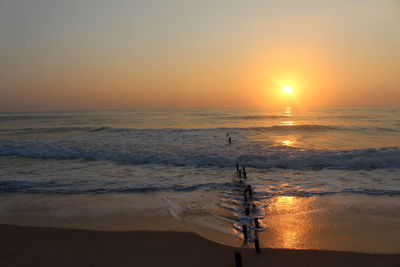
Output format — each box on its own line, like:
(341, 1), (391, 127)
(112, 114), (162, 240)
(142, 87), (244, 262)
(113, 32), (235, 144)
(0, 224), (399, 267)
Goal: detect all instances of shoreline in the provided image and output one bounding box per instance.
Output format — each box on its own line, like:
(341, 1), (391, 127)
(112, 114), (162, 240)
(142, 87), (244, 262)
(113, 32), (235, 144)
(2, 193), (400, 254)
(0, 224), (399, 267)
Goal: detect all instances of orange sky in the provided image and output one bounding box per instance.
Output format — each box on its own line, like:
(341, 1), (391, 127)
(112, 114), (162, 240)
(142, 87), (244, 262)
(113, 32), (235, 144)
(0, 0), (399, 111)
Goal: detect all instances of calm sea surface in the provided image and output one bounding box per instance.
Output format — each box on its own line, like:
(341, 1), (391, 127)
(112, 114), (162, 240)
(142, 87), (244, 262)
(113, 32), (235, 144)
(1, 106), (399, 253)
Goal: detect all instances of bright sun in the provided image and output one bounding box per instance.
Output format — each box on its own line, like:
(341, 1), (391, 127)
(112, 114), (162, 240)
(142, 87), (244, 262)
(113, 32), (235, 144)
(283, 85), (294, 94)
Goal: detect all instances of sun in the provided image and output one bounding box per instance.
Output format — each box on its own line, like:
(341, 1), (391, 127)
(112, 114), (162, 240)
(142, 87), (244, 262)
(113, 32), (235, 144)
(283, 85), (294, 94)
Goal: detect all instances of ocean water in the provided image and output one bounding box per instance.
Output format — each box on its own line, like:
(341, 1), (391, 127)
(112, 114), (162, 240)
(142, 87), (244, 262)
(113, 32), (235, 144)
(0, 106), (400, 253)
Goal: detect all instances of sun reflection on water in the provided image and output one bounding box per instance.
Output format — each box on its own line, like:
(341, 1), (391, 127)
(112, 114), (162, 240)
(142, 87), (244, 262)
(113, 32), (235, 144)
(273, 195), (296, 207)
(282, 120), (294, 126)
(261, 196), (312, 249)
(281, 140), (294, 146)
(284, 106), (292, 116)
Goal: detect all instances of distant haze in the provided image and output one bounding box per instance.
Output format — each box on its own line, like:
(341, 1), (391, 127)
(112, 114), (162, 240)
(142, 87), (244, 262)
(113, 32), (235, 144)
(1, 0), (399, 111)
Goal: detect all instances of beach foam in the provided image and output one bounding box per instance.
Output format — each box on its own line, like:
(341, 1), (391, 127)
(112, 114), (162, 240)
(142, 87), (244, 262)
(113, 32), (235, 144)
(1, 137), (399, 169)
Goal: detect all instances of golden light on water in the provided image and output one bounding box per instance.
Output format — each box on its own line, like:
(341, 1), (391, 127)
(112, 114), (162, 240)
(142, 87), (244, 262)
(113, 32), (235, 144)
(274, 195), (296, 206)
(261, 196), (312, 249)
(284, 106), (293, 116)
(282, 121), (294, 126)
(277, 198), (302, 248)
(281, 140), (294, 146)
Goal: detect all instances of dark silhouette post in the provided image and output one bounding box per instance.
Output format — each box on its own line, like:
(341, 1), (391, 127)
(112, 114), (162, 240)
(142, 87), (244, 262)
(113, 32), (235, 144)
(244, 185), (252, 197)
(247, 185), (253, 197)
(234, 251), (243, 267)
(254, 237), (261, 254)
(242, 225), (248, 240)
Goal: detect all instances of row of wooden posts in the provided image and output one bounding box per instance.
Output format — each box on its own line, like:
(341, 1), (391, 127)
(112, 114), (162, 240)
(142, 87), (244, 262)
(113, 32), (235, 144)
(234, 163), (261, 267)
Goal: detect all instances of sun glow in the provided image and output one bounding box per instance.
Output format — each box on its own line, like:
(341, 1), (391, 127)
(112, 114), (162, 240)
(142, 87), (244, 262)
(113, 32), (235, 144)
(283, 85), (294, 94)
(260, 77), (301, 108)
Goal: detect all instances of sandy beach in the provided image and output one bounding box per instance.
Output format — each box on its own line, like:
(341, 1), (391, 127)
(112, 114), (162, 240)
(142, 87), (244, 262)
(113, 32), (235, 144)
(0, 224), (399, 267)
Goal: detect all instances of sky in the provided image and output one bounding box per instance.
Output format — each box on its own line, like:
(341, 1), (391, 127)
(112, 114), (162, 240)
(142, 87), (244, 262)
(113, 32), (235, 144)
(0, 0), (399, 111)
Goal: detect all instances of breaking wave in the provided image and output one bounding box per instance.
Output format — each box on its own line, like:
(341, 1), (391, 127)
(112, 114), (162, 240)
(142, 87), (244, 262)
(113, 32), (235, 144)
(0, 180), (232, 194)
(224, 115), (288, 120)
(0, 139), (398, 170)
(2, 124), (396, 135)
(1, 179), (400, 196)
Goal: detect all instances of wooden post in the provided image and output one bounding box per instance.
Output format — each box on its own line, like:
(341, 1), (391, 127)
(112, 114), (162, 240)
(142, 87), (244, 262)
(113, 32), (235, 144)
(248, 185), (253, 197)
(254, 238), (261, 254)
(243, 185), (249, 196)
(238, 170), (242, 179)
(234, 251), (243, 267)
(254, 218), (260, 228)
(242, 225), (248, 240)
(254, 231), (261, 254)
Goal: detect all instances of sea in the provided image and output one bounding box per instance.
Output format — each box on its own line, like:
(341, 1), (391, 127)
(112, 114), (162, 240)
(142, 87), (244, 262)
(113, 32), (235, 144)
(0, 106), (399, 253)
